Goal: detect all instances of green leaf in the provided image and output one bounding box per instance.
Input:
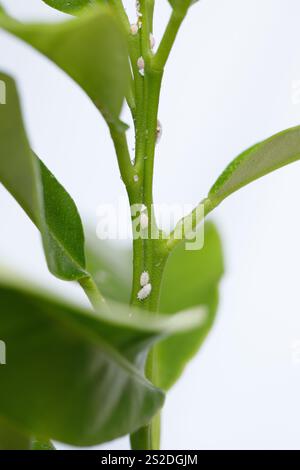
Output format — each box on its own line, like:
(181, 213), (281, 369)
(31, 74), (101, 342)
(86, 236), (132, 304)
(168, 0), (198, 10)
(0, 3), (129, 125)
(0, 72), (86, 281)
(0, 417), (32, 450)
(32, 439), (56, 450)
(0, 277), (204, 446)
(208, 126), (300, 209)
(42, 0), (98, 14)
(154, 222), (224, 391)
(84, 229), (224, 392)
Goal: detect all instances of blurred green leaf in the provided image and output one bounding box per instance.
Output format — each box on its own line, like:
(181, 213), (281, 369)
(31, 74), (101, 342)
(153, 222), (224, 391)
(0, 417), (32, 450)
(86, 236), (132, 304)
(32, 439), (56, 450)
(0, 72), (86, 281)
(208, 126), (300, 209)
(85, 226), (224, 392)
(0, 278), (204, 445)
(168, 0), (198, 9)
(43, 0), (110, 15)
(42, 0), (99, 14)
(0, 3), (129, 125)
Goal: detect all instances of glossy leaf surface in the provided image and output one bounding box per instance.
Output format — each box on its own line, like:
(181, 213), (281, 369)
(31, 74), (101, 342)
(208, 126), (300, 208)
(0, 278), (204, 445)
(0, 4), (129, 124)
(42, 0), (99, 14)
(0, 72), (86, 280)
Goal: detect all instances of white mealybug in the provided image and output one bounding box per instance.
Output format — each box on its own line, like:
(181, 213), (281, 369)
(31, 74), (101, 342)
(149, 33), (155, 50)
(140, 212), (149, 230)
(137, 283), (152, 301)
(137, 57), (144, 69)
(140, 271), (150, 287)
(133, 174), (139, 182)
(156, 119), (162, 143)
(130, 23), (139, 35)
(137, 56), (145, 76)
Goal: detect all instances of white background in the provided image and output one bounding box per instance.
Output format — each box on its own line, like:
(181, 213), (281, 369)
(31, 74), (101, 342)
(1, 0), (300, 450)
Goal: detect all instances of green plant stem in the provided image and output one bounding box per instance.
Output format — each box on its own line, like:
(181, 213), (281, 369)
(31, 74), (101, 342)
(153, 6), (189, 71)
(129, 27), (168, 452)
(130, 68), (164, 310)
(130, 245), (167, 450)
(79, 276), (108, 312)
(128, 0), (190, 450)
(109, 123), (134, 187)
(146, 0), (155, 33)
(140, 1), (152, 62)
(130, 411), (160, 450)
(166, 197), (214, 251)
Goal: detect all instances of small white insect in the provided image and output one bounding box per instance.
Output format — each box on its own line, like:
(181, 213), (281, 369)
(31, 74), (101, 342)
(137, 57), (144, 69)
(137, 283), (152, 301)
(140, 212), (149, 230)
(140, 271), (150, 287)
(133, 174), (139, 183)
(137, 56), (145, 76)
(130, 23), (139, 35)
(149, 33), (155, 50)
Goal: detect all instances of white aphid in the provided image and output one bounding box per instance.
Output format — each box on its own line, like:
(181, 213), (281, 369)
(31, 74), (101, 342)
(149, 33), (155, 50)
(156, 119), (162, 143)
(130, 23), (139, 35)
(140, 212), (149, 230)
(137, 283), (152, 301)
(140, 271), (150, 287)
(133, 174), (139, 183)
(137, 56), (145, 76)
